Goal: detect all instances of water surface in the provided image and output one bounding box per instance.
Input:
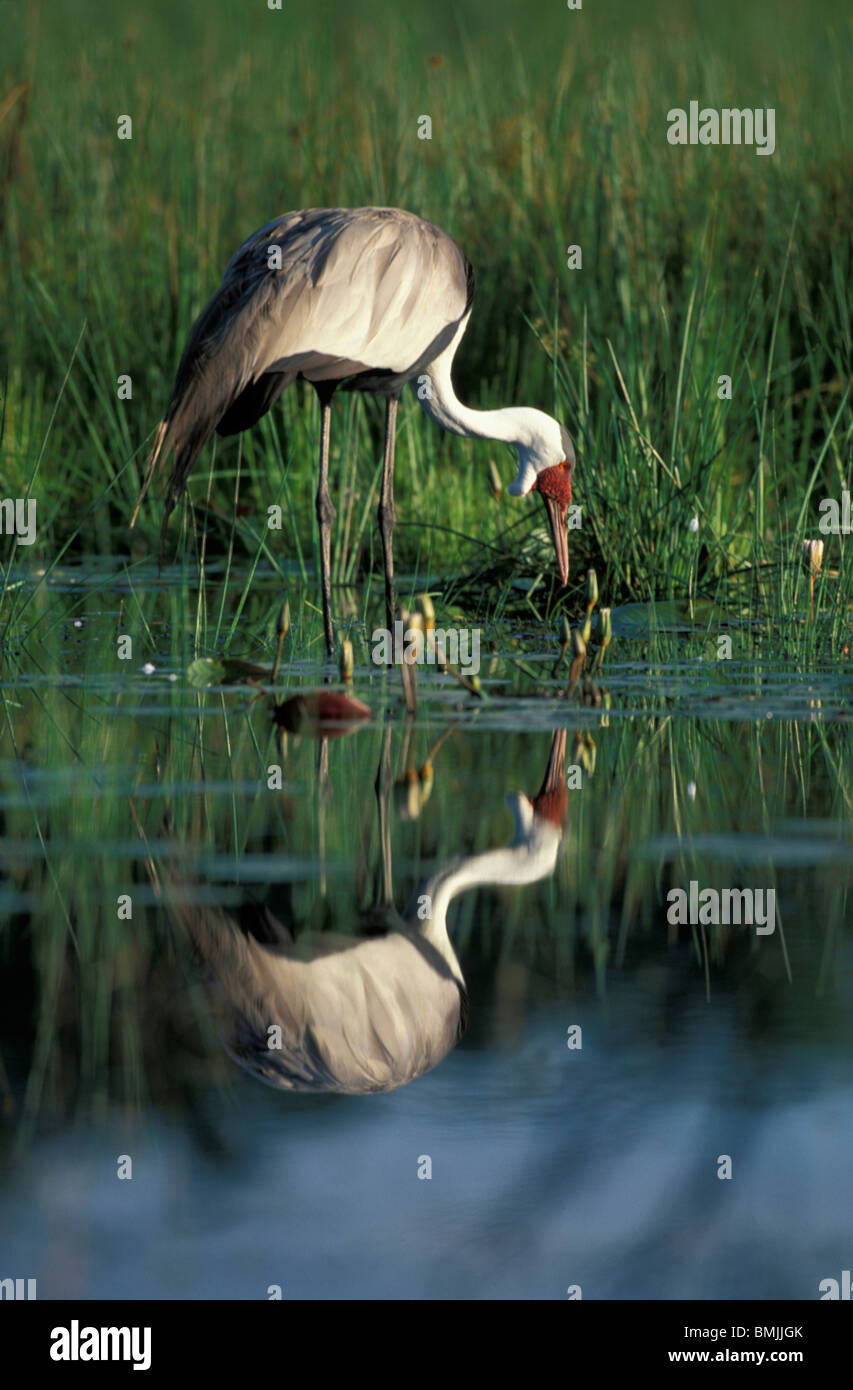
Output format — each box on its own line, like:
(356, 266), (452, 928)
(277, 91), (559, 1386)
(1, 563), (851, 1299)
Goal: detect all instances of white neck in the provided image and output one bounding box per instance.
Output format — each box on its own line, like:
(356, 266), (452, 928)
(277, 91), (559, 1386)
(419, 322), (543, 450)
(407, 797), (562, 957)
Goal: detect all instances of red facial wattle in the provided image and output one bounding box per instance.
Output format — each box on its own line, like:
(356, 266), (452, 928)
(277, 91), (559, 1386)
(534, 461), (574, 507)
(532, 460), (573, 586)
(531, 785), (569, 827)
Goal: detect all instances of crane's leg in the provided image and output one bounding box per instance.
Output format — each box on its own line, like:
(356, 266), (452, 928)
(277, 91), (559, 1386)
(315, 388), (336, 657)
(378, 395), (399, 633)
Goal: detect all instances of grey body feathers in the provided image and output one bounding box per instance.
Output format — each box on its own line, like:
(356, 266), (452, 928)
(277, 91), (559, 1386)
(132, 207), (474, 539)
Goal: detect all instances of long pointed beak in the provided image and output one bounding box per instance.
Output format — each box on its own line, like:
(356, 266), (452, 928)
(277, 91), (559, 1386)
(541, 494), (570, 586)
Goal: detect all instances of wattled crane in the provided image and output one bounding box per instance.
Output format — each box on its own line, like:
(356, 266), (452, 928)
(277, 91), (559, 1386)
(131, 207), (576, 652)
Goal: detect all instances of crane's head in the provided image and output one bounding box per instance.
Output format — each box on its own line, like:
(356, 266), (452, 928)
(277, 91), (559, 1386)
(507, 414), (576, 587)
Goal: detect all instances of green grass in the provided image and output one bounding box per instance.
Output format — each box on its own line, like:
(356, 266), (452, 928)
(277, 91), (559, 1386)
(0, 0), (850, 632)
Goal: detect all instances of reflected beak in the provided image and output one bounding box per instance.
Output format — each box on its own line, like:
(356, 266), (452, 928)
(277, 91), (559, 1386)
(532, 729), (569, 827)
(541, 494), (570, 586)
(539, 729), (567, 797)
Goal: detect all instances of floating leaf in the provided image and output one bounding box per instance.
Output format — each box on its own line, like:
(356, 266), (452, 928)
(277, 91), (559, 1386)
(187, 656), (271, 688)
(187, 657), (227, 689)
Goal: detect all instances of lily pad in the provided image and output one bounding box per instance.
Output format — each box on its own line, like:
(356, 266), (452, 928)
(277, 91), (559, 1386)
(187, 657), (227, 689)
(187, 656), (271, 688)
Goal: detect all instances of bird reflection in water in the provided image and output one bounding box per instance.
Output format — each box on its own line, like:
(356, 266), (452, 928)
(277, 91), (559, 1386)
(165, 730), (569, 1095)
